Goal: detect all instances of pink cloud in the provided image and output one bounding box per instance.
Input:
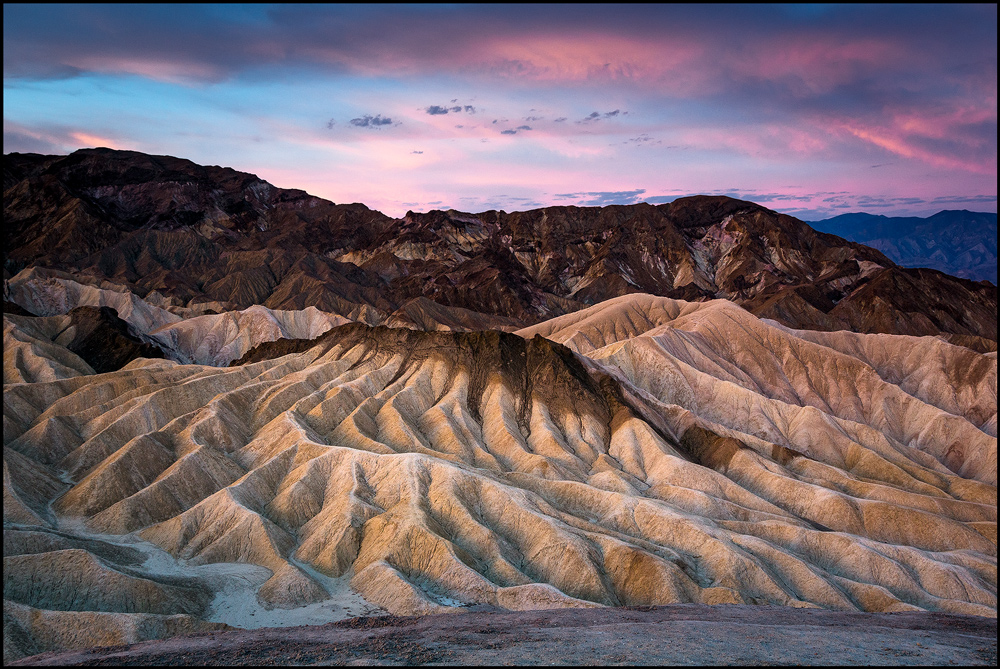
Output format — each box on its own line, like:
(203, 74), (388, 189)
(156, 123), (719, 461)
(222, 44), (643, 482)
(3, 120), (67, 152)
(69, 131), (126, 150)
(727, 36), (908, 93)
(68, 56), (226, 84)
(675, 123), (830, 159)
(891, 106), (996, 142)
(840, 124), (992, 175)
(472, 32), (705, 85)
(833, 98), (997, 177)
(4, 120), (132, 154)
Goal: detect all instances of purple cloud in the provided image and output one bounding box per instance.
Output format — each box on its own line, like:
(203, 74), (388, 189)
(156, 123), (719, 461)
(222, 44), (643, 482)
(426, 104), (476, 115)
(350, 114), (393, 128)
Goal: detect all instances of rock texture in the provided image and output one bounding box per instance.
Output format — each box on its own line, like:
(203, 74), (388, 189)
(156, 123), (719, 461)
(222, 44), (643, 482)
(10, 605), (996, 667)
(2, 524), (229, 662)
(51, 306), (163, 373)
(809, 210), (998, 284)
(3, 148), (997, 662)
(3, 600), (229, 664)
(5, 149), (997, 341)
(4, 294), (995, 661)
(4, 269), (518, 367)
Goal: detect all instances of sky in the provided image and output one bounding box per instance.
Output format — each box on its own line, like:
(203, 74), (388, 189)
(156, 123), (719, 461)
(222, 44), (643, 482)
(3, 4), (997, 220)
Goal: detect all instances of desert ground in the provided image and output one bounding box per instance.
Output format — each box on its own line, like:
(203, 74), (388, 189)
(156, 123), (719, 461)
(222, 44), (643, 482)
(10, 604), (996, 666)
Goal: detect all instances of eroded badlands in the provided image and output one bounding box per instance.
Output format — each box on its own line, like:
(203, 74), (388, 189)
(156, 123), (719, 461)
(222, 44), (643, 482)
(3, 292), (997, 661)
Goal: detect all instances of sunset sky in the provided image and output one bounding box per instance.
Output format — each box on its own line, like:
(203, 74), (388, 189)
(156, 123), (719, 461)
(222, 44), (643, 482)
(3, 4), (997, 220)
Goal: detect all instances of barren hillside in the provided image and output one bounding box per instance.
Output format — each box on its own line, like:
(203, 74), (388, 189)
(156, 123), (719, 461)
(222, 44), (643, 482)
(3, 149), (996, 663)
(4, 292), (995, 661)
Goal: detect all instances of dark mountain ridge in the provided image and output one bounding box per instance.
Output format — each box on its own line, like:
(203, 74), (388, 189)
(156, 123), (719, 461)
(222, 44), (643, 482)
(809, 210), (997, 284)
(4, 148), (997, 340)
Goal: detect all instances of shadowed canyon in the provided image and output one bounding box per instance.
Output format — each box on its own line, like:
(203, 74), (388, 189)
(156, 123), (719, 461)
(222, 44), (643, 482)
(3, 149), (996, 662)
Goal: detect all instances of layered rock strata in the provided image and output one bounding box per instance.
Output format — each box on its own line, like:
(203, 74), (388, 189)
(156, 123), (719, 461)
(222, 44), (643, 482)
(4, 295), (995, 662)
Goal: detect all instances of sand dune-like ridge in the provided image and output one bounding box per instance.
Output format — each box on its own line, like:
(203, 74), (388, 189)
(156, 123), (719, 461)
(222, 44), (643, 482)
(3, 293), (996, 660)
(6, 269), (529, 368)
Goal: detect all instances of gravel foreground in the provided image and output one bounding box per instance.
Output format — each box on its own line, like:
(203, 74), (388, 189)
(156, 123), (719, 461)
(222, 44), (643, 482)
(10, 604), (997, 666)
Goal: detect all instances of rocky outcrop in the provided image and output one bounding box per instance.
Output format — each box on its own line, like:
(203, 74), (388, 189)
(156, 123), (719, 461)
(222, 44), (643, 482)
(3, 304), (164, 380)
(4, 270), (528, 368)
(3, 600), (229, 663)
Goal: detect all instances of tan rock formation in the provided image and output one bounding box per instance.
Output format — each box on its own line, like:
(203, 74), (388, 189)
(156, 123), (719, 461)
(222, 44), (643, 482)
(3, 600), (229, 663)
(3, 293), (996, 661)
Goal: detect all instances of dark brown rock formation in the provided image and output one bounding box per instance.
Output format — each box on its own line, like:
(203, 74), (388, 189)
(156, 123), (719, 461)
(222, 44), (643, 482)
(3, 301), (36, 317)
(5, 149), (997, 340)
(59, 306), (166, 373)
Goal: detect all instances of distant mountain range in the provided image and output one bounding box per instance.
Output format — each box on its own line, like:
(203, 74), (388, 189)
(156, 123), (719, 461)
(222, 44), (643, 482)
(808, 211), (997, 285)
(5, 148), (996, 343)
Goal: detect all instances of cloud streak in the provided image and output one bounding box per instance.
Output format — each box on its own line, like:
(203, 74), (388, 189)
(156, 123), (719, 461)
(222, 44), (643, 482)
(555, 189), (648, 206)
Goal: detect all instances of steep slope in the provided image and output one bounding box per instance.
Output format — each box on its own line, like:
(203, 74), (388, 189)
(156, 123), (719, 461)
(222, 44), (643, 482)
(4, 298), (994, 663)
(3, 303), (166, 384)
(4, 149), (396, 319)
(2, 525), (230, 662)
(518, 293), (998, 441)
(4, 313), (96, 384)
(3, 600), (228, 664)
(5, 149), (997, 340)
(51, 306), (164, 373)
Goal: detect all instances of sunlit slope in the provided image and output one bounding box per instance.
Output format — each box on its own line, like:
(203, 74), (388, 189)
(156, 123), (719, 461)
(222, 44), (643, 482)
(4, 296), (995, 629)
(519, 294), (996, 482)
